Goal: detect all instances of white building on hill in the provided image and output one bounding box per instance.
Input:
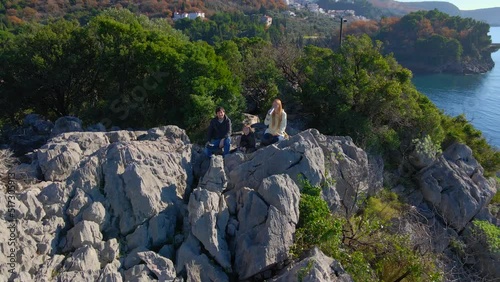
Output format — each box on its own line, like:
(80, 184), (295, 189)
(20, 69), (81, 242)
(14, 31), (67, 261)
(173, 12), (205, 21)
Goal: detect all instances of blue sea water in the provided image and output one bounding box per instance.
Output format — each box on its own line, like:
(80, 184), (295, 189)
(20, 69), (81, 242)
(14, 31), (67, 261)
(411, 26), (500, 149)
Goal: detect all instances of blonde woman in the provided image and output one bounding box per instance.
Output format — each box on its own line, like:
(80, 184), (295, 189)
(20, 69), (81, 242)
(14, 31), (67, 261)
(261, 99), (287, 146)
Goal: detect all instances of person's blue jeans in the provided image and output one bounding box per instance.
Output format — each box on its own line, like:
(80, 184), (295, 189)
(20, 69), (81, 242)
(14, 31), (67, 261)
(261, 133), (283, 146)
(204, 137), (231, 157)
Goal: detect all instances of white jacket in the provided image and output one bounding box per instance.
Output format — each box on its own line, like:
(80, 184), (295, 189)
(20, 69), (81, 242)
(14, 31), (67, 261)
(264, 110), (287, 136)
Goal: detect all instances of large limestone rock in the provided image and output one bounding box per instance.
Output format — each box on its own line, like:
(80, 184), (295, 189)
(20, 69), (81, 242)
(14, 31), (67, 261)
(51, 116), (83, 137)
(37, 131), (109, 181)
(64, 245), (101, 271)
(102, 128), (192, 234)
(37, 141), (83, 181)
(227, 130), (326, 190)
(270, 247), (353, 282)
(185, 254), (229, 282)
(137, 251), (176, 281)
(199, 156), (227, 193)
(226, 129), (382, 214)
(188, 187), (231, 270)
(233, 174), (300, 280)
(0, 125), (395, 282)
(416, 143), (496, 231)
(64, 220), (103, 252)
(98, 260), (123, 282)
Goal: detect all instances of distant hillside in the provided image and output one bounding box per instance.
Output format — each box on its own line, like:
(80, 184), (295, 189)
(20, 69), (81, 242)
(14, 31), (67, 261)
(367, 0), (499, 26)
(401, 1), (460, 15)
(462, 8), (500, 26)
(0, 0), (286, 28)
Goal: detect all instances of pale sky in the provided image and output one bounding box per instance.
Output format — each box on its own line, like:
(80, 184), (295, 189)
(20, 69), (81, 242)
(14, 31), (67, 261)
(396, 0), (500, 10)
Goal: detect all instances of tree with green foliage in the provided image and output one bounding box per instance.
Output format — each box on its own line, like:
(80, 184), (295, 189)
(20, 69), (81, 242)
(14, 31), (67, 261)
(0, 9), (245, 140)
(174, 12), (269, 45)
(376, 10), (492, 73)
(0, 19), (101, 122)
(293, 35), (444, 162)
(215, 37), (283, 113)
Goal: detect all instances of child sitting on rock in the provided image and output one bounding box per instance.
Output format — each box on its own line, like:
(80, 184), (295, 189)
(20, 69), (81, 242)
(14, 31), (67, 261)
(238, 124), (256, 153)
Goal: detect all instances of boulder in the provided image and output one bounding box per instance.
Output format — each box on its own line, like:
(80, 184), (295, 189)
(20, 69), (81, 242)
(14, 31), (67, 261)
(233, 174), (300, 280)
(188, 187), (231, 270)
(226, 129), (382, 215)
(97, 260), (123, 282)
(123, 264), (155, 281)
(176, 234), (201, 274)
(270, 247), (353, 282)
(8, 114), (53, 156)
(198, 156), (227, 193)
(64, 220), (103, 251)
(185, 254), (229, 282)
(416, 144), (496, 231)
(18, 189), (45, 221)
(96, 239), (120, 265)
(102, 136), (192, 234)
(64, 245), (101, 271)
(137, 251), (176, 281)
(51, 116), (83, 137)
(82, 201), (107, 228)
(37, 141), (83, 181)
(36, 182), (70, 217)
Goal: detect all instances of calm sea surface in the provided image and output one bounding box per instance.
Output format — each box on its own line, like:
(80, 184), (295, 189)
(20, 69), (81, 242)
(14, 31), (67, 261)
(411, 26), (500, 149)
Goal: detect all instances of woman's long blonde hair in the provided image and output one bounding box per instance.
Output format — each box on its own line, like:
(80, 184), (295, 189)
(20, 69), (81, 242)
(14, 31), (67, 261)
(271, 99), (283, 129)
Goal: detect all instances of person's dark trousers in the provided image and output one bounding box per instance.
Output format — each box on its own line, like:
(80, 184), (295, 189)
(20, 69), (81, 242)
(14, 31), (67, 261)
(260, 133), (279, 146)
(204, 137), (231, 157)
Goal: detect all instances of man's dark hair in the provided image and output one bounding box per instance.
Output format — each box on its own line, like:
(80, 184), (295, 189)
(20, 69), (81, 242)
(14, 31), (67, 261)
(215, 106), (225, 114)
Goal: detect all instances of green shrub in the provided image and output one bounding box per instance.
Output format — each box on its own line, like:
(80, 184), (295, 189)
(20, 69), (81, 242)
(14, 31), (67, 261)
(491, 190), (500, 205)
(292, 180), (343, 257)
(293, 182), (443, 282)
(341, 190), (442, 282)
(473, 220), (500, 253)
(413, 135), (442, 158)
(441, 115), (500, 176)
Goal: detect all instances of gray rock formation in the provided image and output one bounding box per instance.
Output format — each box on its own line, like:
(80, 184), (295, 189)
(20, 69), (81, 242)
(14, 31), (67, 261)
(270, 247), (353, 282)
(136, 251), (176, 281)
(185, 254), (229, 282)
(188, 187), (231, 270)
(226, 129), (382, 215)
(51, 116), (83, 137)
(233, 174), (300, 279)
(416, 143), (496, 231)
(8, 114), (53, 156)
(1, 122), (496, 281)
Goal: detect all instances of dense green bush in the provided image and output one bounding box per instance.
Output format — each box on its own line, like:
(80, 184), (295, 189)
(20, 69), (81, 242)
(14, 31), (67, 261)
(292, 180), (343, 257)
(292, 35), (445, 164)
(0, 9), (245, 141)
(441, 114), (500, 175)
(294, 181), (443, 281)
(472, 220), (500, 254)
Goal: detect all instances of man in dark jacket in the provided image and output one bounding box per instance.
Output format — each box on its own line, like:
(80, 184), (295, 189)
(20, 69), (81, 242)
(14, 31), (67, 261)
(205, 106), (232, 157)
